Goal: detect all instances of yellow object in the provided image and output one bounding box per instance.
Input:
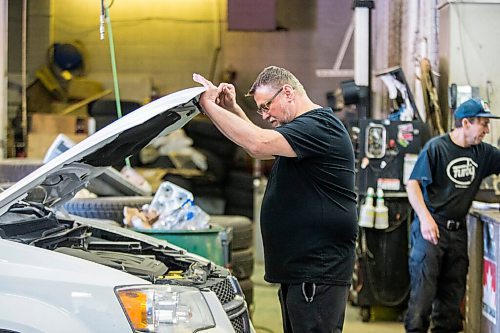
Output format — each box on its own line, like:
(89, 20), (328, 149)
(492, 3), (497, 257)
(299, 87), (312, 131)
(35, 65), (66, 100)
(61, 70), (72, 81)
(165, 270), (184, 279)
(59, 89), (112, 115)
(68, 78), (104, 99)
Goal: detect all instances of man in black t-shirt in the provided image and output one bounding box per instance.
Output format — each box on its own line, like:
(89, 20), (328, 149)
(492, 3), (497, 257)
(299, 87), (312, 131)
(405, 98), (500, 333)
(193, 66), (357, 333)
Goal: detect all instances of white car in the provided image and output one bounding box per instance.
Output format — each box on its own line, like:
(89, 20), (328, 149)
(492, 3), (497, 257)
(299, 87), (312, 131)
(0, 87), (254, 333)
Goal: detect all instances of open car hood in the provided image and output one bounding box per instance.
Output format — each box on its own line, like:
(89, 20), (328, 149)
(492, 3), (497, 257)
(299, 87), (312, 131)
(0, 86), (206, 215)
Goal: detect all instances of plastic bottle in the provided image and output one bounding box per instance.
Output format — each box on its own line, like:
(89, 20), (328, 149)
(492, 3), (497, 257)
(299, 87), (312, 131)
(374, 188), (389, 229)
(358, 187), (375, 228)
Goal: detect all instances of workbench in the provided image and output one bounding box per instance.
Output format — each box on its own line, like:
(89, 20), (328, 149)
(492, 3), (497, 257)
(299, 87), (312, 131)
(466, 208), (500, 333)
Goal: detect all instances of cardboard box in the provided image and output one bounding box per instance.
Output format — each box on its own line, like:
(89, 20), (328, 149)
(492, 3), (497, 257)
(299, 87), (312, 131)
(27, 80), (55, 114)
(29, 113), (88, 135)
(27, 132), (87, 159)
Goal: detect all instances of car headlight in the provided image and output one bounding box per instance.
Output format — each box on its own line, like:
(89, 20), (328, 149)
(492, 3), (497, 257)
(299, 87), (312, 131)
(115, 285), (215, 332)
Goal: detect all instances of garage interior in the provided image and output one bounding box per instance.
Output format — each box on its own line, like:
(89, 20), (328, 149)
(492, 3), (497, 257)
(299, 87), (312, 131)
(1, 1), (500, 333)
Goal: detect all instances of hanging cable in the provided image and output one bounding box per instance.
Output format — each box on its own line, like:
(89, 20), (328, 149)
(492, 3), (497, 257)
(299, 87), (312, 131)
(100, 0), (105, 40)
(101, 0), (130, 167)
(104, 7), (122, 118)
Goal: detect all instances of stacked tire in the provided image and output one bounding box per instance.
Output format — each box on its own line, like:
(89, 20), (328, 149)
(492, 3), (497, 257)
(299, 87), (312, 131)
(209, 215), (254, 307)
(64, 196), (153, 223)
(0, 159), (43, 183)
(184, 117), (255, 218)
(223, 170), (254, 220)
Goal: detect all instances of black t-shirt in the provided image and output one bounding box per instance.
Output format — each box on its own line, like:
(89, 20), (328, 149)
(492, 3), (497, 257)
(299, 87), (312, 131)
(410, 134), (500, 219)
(260, 107), (358, 285)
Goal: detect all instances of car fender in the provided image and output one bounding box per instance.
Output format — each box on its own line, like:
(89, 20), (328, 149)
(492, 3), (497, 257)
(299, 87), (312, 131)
(0, 239), (141, 332)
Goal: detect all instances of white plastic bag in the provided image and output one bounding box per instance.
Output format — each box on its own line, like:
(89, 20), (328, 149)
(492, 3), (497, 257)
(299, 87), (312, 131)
(147, 181), (209, 230)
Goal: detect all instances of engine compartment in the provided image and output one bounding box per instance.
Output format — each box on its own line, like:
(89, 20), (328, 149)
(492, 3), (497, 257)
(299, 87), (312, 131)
(0, 202), (229, 287)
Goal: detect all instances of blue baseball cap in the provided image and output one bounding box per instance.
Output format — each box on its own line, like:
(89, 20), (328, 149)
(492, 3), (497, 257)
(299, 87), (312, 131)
(454, 98), (500, 119)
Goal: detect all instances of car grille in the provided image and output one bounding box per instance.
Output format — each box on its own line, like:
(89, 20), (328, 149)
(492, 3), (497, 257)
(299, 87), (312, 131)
(229, 309), (251, 333)
(210, 276), (236, 304)
(210, 277), (251, 333)
(230, 313), (252, 333)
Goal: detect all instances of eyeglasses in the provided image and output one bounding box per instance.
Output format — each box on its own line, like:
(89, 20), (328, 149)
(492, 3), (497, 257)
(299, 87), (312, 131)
(256, 87), (284, 115)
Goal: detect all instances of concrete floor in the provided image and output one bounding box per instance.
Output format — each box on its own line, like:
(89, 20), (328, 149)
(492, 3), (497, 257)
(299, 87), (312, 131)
(250, 262), (405, 333)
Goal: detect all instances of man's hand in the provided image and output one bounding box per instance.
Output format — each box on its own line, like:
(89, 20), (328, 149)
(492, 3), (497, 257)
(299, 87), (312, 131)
(193, 73), (238, 112)
(193, 73), (219, 107)
(419, 216), (440, 245)
(217, 83), (238, 111)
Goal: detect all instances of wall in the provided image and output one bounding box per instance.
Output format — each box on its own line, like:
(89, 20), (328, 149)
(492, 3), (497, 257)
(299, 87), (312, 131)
(49, 0), (363, 113)
(223, 0), (354, 125)
(439, 0), (500, 145)
(5, 1), (499, 155)
(9, 1), (432, 125)
(51, 0), (223, 102)
(9, 0), (393, 154)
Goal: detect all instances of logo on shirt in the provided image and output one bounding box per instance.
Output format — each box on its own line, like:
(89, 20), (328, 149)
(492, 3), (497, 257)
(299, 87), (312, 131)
(446, 157), (477, 187)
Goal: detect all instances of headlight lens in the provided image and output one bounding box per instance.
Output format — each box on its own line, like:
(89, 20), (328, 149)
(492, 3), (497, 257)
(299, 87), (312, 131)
(116, 285), (215, 332)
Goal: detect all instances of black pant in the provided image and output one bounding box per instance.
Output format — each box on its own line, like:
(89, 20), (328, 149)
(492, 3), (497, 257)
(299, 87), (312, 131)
(405, 219), (468, 333)
(278, 282), (349, 333)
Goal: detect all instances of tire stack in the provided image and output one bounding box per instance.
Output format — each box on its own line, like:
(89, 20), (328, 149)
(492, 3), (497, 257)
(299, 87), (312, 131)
(184, 117), (255, 220)
(0, 159), (44, 183)
(209, 215), (255, 307)
(64, 196), (153, 223)
(223, 170), (254, 220)
(0, 159), (45, 196)
(183, 116), (236, 210)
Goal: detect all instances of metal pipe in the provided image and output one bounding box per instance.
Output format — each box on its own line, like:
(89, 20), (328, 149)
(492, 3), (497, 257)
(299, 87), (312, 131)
(21, 0), (27, 156)
(0, 0), (7, 158)
(352, 0), (374, 119)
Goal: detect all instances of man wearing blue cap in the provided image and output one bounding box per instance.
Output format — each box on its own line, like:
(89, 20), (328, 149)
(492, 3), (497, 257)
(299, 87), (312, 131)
(405, 98), (500, 333)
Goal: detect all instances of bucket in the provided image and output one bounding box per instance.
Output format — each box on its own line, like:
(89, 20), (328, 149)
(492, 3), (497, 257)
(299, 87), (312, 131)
(134, 226), (229, 266)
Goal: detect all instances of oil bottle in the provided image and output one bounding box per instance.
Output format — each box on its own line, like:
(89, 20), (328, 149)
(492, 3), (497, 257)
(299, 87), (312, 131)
(374, 188), (389, 229)
(358, 187), (375, 228)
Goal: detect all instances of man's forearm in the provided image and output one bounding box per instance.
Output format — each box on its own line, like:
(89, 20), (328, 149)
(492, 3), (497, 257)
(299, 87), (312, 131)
(201, 101), (284, 159)
(229, 104), (252, 123)
(407, 180), (432, 221)
(201, 100), (262, 154)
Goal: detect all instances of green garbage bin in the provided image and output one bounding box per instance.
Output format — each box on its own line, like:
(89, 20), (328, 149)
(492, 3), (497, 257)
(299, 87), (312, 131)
(134, 226), (230, 266)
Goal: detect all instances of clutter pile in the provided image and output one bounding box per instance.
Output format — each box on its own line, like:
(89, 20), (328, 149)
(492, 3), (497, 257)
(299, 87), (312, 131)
(123, 181), (209, 230)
